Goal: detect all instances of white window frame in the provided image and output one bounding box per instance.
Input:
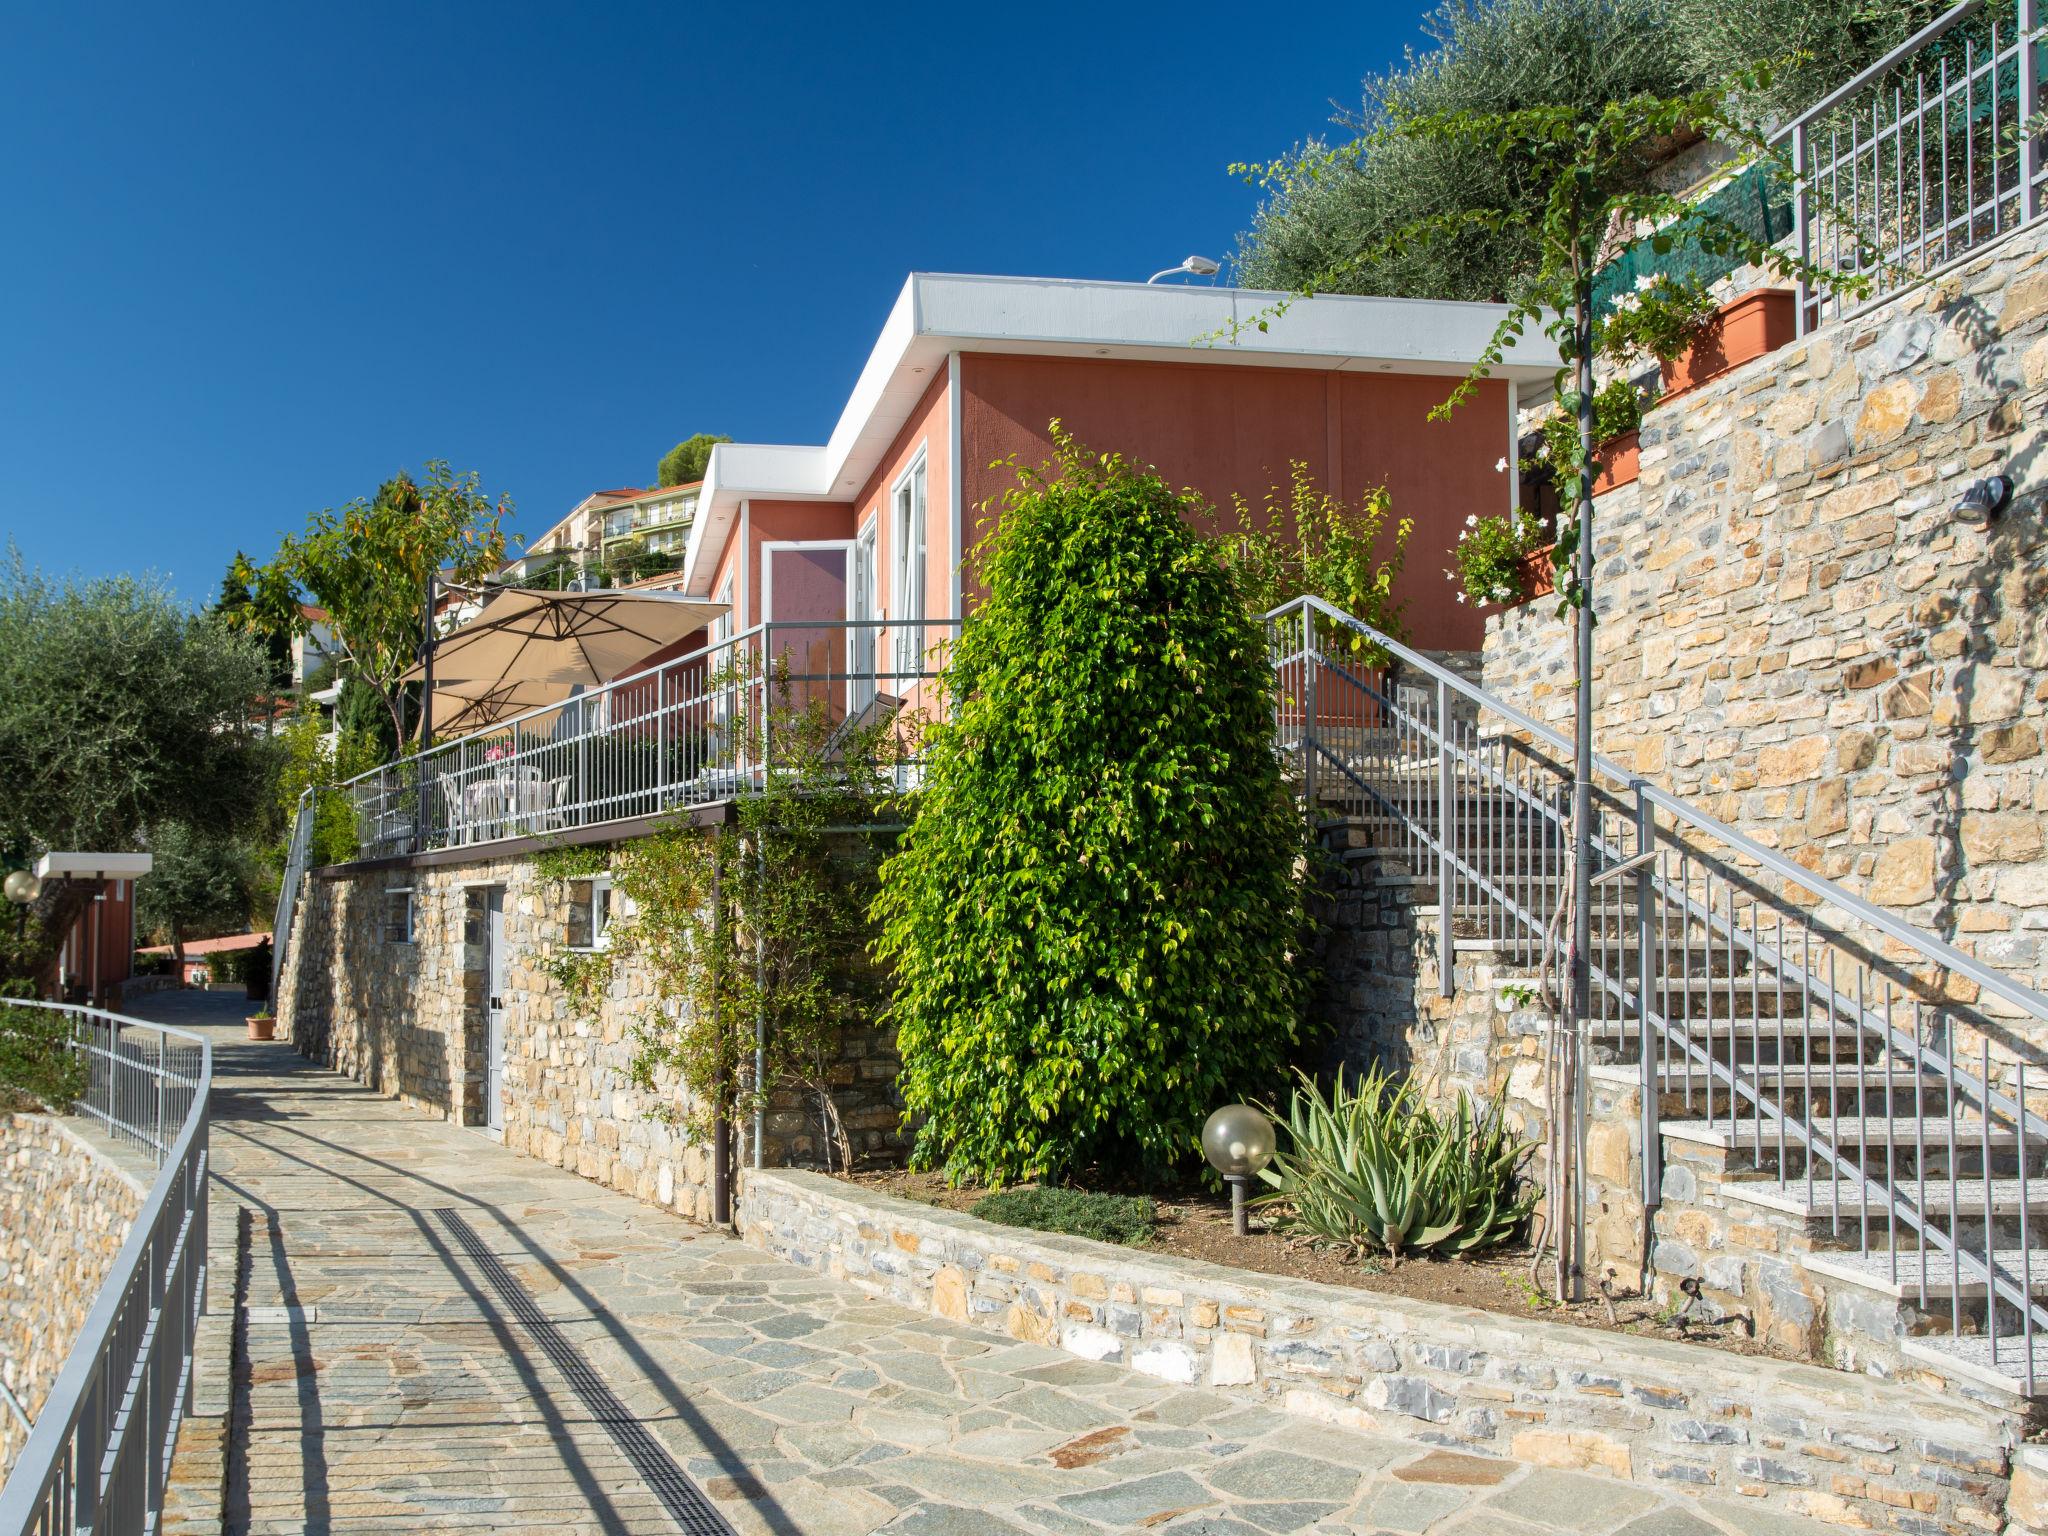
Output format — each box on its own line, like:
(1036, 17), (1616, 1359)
(851, 514), (879, 713)
(384, 886), (416, 945)
(566, 874), (615, 952)
(891, 448), (929, 674)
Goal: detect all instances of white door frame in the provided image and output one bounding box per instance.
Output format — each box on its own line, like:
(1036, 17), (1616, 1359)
(760, 539), (855, 625)
(483, 886), (507, 1136)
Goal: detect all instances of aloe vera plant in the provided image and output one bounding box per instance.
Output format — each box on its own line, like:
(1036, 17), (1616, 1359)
(1256, 1067), (1535, 1260)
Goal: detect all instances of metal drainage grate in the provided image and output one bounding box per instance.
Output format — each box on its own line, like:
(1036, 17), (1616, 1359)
(434, 1208), (740, 1535)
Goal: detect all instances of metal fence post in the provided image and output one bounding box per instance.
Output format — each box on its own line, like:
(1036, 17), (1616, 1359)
(1634, 790), (1661, 1213)
(1436, 678), (1456, 1000)
(2023, 0), (2042, 222)
(1302, 621), (1318, 813)
(1791, 121), (1811, 336)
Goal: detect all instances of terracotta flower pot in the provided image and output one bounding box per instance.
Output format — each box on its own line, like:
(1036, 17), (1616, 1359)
(247, 1014), (276, 1042)
(1593, 430), (1641, 495)
(1659, 287), (1797, 399)
(1516, 543), (1559, 602)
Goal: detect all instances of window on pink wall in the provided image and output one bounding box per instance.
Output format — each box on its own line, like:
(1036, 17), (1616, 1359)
(891, 453), (927, 675)
(764, 542), (853, 730)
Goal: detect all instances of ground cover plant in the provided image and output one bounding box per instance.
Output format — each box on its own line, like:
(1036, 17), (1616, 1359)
(969, 1187), (1158, 1247)
(875, 429), (1314, 1188)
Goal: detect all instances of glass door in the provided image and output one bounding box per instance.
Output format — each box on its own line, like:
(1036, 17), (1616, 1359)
(851, 522), (878, 715)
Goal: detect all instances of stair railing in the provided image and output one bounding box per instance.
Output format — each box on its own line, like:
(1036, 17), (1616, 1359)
(1270, 592), (2048, 1391)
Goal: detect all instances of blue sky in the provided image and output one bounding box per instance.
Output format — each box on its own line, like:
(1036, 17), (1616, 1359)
(1, 2), (1433, 604)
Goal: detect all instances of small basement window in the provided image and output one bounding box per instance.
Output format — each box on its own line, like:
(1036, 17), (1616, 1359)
(566, 875), (614, 951)
(383, 886), (415, 945)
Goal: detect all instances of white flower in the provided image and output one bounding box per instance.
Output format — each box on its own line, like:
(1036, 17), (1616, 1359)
(1494, 457), (1508, 473)
(1455, 592), (1467, 603)
(1466, 513), (1479, 525)
(1634, 274), (1657, 293)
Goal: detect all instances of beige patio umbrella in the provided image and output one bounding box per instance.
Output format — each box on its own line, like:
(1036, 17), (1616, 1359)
(404, 587), (728, 735)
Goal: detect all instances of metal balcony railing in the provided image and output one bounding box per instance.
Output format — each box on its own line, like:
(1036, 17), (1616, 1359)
(332, 618), (959, 861)
(1271, 593), (2048, 1395)
(1780, 0), (2045, 332)
(0, 1002), (211, 1533)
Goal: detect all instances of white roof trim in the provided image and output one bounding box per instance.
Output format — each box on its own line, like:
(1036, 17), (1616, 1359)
(682, 273), (1563, 596)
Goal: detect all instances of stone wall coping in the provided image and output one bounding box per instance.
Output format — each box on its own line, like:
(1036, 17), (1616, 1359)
(751, 1168), (2000, 1431)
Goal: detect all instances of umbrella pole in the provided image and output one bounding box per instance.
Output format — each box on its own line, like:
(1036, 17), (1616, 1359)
(416, 573), (437, 855)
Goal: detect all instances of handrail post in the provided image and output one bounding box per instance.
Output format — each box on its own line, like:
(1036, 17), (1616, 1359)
(1302, 621), (1318, 813)
(1791, 121), (1811, 336)
(2023, 0), (2041, 222)
(1436, 677), (1455, 1000)
(1634, 790), (1661, 1213)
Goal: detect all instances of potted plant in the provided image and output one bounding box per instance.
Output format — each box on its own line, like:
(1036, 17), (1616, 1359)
(1528, 376), (1656, 498)
(1658, 286), (1797, 397)
(1449, 508), (1554, 608)
(247, 1010), (277, 1041)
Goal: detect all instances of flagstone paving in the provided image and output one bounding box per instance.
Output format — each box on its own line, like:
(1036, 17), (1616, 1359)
(141, 991), (1836, 1535)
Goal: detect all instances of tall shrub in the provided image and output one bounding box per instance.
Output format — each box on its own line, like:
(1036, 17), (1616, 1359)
(873, 432), (1313, 1186)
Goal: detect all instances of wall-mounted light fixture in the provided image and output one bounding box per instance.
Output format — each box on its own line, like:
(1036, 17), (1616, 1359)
(1146, 255), (1221, 284)
(1952, 474), (2014, 523)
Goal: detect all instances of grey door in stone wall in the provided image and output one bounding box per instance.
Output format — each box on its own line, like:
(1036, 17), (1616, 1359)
(485, 886), (507, 1133)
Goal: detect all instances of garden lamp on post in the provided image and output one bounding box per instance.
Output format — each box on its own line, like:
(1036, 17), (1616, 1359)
(3, 868), (40, 940)
(1203, 1104), (1275, 1237)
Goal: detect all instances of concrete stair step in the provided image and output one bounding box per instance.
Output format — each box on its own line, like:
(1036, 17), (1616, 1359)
(1721, 1176), (2048, 1221)
(1803, 1246), (2048, 1301)
(1903, 1331), (2048, 1398)
(1663, 1114), (2021, 1153)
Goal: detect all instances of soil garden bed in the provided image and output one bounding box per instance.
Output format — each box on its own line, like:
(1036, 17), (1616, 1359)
(838, 1166), (1798, 1365)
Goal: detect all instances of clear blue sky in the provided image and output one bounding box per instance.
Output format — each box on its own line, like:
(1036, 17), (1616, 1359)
(1, 1), (1433, 605)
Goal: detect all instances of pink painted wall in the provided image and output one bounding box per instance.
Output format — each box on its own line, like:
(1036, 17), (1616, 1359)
(957, 354), (1511, 651)
(852, 369), (953, 626)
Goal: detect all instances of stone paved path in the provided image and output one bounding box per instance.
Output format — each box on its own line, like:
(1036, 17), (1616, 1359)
(145, 993), (1835, 1536)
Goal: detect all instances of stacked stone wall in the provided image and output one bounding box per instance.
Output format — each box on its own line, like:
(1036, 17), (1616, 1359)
(280, 846), (909, 1225)
(742, 1167), (2024, 1536)
(1483, 226), (2048, 1072)
(0, 1114), (143, 1478)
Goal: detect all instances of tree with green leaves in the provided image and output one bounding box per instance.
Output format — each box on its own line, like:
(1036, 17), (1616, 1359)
(136, 820), (259, 976)
(873, 431), (1314, 1187)
(1236, 23), (1866, 1297)
(656, 433), (730, 488)
(228, 462), (510, 749)
(0, 557), (274, 989)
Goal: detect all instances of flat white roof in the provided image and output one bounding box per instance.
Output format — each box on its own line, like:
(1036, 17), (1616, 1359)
(682, 273), (1563, 595)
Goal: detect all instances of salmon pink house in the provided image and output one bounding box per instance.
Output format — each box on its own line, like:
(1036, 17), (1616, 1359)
(679, 272), (1562, 659)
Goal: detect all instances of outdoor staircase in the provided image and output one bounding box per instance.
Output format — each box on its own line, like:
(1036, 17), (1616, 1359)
(1270, 594), (2048, 1403)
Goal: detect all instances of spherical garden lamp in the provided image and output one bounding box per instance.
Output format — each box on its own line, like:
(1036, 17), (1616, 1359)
(1202, 1104), (1276, 1237)
(3, 868), (40, 938)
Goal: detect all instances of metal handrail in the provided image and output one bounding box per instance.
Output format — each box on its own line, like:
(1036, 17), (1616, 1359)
(0, 1002), (210, 1534)
(1772, 1), (1998, 140)
(1277, 593), (2048, 1025)
(321, 617), (960, 863)
(1272, 592), (2048, 1389)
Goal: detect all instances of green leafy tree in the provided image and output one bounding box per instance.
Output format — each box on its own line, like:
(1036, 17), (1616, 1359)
(0, 988), (87, 1111)
(0, 557), (273, 987)
(656, 433), (730, 488)
(273, 709), (383, 871)
(229, 462), (511, 748)
(873, 431), (1314, 1187)
(136, 821), (258, 974)
(1213, 464), (1413, 662)
(1233, 0), (1690, 300)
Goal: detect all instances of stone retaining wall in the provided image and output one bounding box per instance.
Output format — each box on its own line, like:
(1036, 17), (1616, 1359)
(0, 1114), (144, 1479)
(280, 848), (908, 1223)
(740, 1167), (2025, 1535)
(1482, 224), (2048, 1058)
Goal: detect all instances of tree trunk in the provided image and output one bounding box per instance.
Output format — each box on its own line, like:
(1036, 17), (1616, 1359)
(1562, 274), (1599, 1304)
